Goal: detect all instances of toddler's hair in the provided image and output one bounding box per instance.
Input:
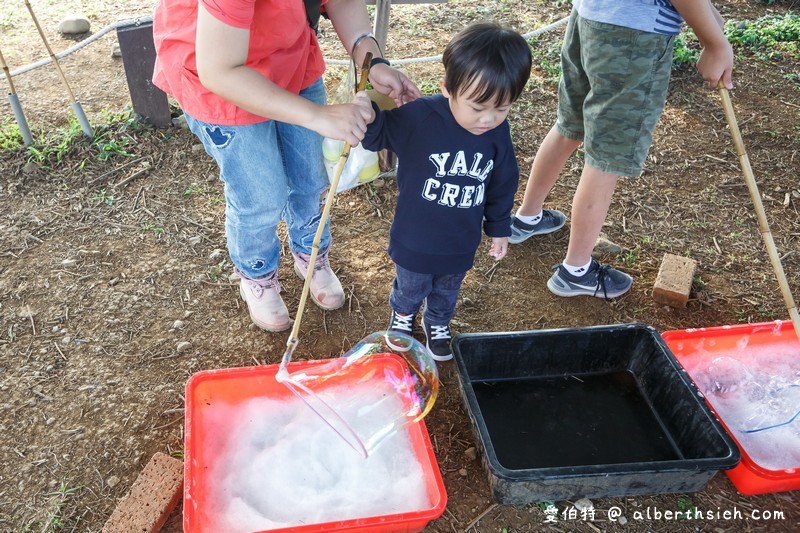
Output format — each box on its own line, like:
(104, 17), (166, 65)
(442, 22), (532, 105)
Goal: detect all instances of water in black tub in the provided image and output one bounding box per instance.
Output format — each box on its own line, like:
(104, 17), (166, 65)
(472, 371), (680, 470)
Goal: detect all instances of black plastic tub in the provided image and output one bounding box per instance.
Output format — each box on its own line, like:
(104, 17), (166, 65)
(451, 323), (740, 504)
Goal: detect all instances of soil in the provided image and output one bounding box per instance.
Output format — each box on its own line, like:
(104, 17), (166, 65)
(1, 0), (799, 532)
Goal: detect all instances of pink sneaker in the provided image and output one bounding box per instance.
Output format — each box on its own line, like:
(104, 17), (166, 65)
(292, 250), (345, 310)
(237, 270), (291, 332)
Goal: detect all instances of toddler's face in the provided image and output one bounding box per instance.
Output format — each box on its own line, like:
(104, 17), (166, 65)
(441, 79), (512, 136)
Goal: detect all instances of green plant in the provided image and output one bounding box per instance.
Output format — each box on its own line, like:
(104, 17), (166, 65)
(725, 13), (800, 60)
(142, 223), (164, 234)
(184, 182), (204, 197)
(0, 119), (24, 150)
(41, 481), (83, 531)
(208, 259), (232, 282)
(529, 36), (562, 85)
(90, 189), (114, 206)
(621, 250), (639, 267)
(672, 31), (700, 68)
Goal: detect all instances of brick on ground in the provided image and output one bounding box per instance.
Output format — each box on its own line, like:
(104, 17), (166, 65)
(102, 452), (184, 533)
(653, 253), (697, 308)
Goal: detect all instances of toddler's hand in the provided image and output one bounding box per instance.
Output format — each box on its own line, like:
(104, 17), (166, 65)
(489, 237), (508, 261)
(368, 63), (422, 107)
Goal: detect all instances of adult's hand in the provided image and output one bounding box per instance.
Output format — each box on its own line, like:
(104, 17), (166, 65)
(315, 93), (374, 147)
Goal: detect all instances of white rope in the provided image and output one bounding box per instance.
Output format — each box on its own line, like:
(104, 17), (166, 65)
(0, 16), (154, 81)
(325, 16), (569, 66)
(1, 15), (568, 79)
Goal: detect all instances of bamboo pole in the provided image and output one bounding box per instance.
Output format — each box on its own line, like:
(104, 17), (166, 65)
(0, 46), (33, 145)
(23, 0), (93, 137)
(277, 53), (374, 374)
(718, 84), (800, 341)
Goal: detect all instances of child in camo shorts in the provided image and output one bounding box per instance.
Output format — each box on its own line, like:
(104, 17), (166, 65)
(508, 0), (733, 299)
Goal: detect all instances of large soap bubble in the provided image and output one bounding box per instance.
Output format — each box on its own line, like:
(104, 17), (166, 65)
(276, 331), (439, 458)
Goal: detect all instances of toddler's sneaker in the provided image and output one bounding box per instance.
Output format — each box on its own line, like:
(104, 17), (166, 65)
(421, 317), (453, 361)
(238, 270), (291, 332)
(293, 250), (345, 310)
(547, 259), (632, 299)
(508, 209), (567, 244)
(387, 309), (416, 335)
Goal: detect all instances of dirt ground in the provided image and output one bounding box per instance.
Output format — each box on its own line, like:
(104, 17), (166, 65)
(1, 0), (799, 531)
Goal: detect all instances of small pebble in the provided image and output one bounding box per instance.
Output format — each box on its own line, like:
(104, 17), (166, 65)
(172, 320), (185, 330)
(618, 515), (628, 526)
(574, 497), (593, 512)
(61, 258), (78, 267)
(464, 446), (477, 461)
(176, 341), (192, 353)
(458, 468), (468, 477)
(106, 475), (120, 488)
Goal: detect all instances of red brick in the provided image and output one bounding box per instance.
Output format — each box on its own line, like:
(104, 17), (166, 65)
(653, 253), (697, 308)
(103, 452), (184, 533)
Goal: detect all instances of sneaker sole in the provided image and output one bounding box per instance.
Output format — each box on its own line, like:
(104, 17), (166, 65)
(239, 284), (292, 332)
(421, 317), (453, 362)
(508, 223), (565, 244)
(293, 264), (345, 311)
(546, 277), (632, 299)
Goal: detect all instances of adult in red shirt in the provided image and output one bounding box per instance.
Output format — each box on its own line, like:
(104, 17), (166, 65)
(153, 0), (420, 332)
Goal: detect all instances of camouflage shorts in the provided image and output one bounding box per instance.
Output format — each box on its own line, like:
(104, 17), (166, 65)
(557, 9), (675, 177)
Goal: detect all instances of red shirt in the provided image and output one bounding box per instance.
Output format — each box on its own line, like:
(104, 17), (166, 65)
(152, 0), (327, 125)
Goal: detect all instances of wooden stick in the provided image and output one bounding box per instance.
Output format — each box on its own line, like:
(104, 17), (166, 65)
(718, 84), (800, 341)
(278, 52), (373, 369)
(24, 0), (93, 137)
(0, 46), (34, 145)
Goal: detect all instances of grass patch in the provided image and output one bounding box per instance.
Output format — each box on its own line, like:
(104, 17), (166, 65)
(726, 13), (800, 60)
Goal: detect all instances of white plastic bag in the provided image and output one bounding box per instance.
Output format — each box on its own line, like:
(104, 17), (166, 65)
(323, 67), (382, 193)
(323, 138), (380, 193)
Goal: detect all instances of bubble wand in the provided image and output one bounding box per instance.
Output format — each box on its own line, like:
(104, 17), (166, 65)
(277, 52), (373, 378)
(24, 0), (93, 138)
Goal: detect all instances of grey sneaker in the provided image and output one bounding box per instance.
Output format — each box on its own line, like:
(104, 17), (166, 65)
(421, 317), (453, 361)
(547, 259), (632, 299)
(508, 209), (567, 244)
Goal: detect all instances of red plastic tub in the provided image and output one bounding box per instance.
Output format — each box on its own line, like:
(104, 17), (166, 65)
(662, 321), (800, 495)
(183, 355), (447, 532)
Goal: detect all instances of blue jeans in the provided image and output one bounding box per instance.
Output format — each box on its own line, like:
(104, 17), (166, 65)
(389, 264), (466, 325)
(185, 79), (330, 279)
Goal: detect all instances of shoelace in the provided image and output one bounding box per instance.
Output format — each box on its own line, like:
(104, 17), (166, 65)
(391, 313), (414, 332)
(296, 252), (332, 274)
(237, 268), (280, 297)
(429, 324), (451, 340)
(593, 264), (611, 299)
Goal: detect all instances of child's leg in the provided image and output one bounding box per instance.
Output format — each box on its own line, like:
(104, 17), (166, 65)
(422, 272), (467, 326)
(564, 166), (618, 268)
(517, 125), (581, 217)
(517, 8), (584, 218)
(389, 264), (431, 317)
